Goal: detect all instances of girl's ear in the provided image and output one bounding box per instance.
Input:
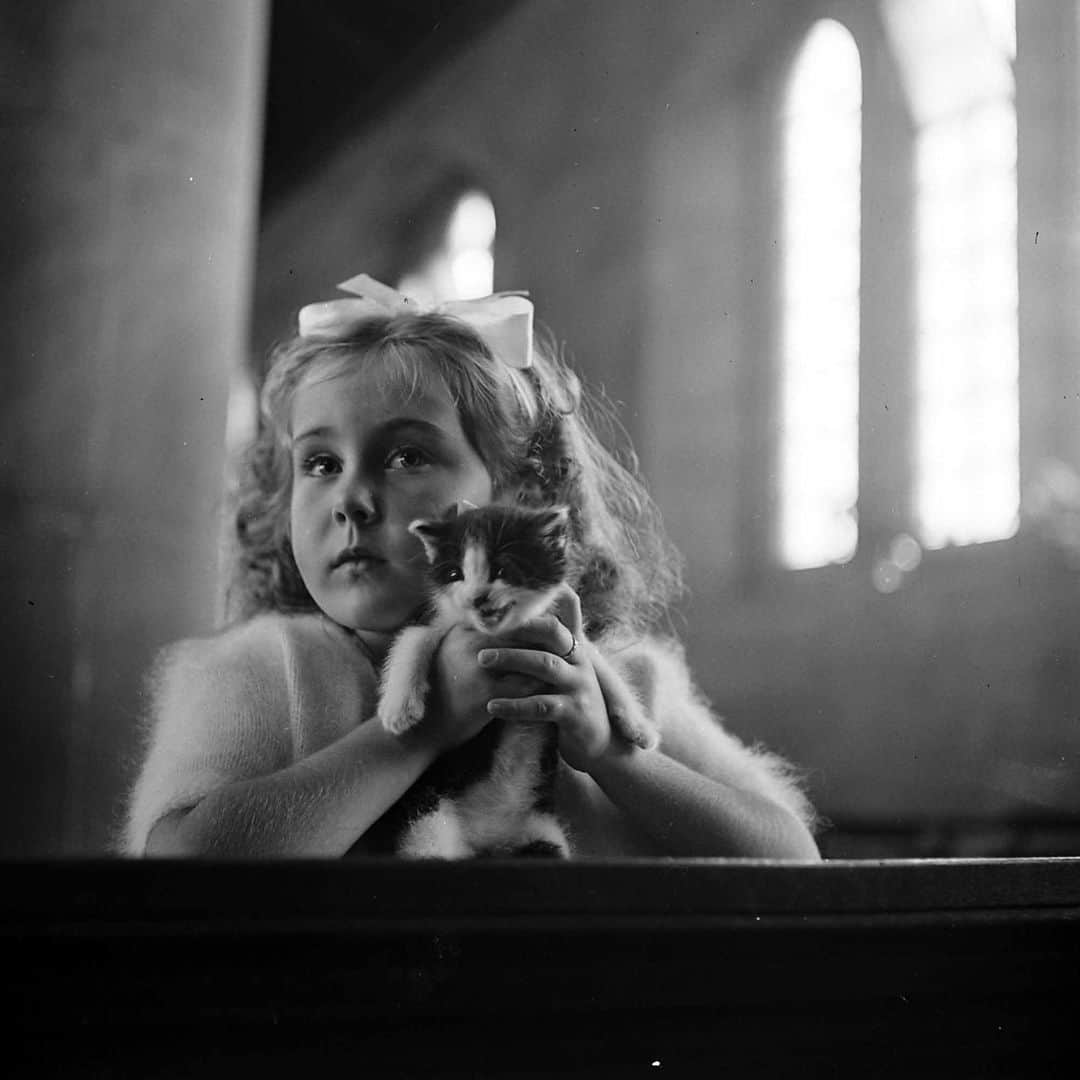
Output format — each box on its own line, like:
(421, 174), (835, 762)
(409, 519), (448, 563)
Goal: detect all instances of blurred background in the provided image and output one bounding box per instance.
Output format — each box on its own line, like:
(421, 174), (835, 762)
(4, 0), (1080, 858)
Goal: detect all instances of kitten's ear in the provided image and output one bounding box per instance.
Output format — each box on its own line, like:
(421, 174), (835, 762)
(535, 505), (571, 548)
(409, 519), (448, 563)
(437, 499), (477, 524)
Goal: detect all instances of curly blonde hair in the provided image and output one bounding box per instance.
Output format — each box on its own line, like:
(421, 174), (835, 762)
(225, 311), (683, 641)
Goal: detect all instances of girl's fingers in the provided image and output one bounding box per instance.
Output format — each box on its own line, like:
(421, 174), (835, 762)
(478, 645), (570, 684)
(486, 695), (567, 720)
(495, 614), (576, 662)
(550, 586), (585, 637)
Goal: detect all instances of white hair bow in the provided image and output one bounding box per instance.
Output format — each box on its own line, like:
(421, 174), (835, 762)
(297, 272), (534, 369)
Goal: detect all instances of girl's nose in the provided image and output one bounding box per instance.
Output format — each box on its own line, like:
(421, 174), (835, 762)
(333, 484), (379, 525)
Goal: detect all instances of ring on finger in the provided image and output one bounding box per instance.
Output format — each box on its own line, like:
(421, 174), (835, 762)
(560, 633), (578, 663)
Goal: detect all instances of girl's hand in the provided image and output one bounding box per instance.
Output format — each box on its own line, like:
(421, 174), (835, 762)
(429, 622), (543, 753)
(481, 587), (613, 773)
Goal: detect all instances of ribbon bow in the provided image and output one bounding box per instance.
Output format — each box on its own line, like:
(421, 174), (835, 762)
(297, 272), (534, 369)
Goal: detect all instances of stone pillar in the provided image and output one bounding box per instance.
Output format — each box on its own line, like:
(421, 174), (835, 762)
(0, 1), (268, 854)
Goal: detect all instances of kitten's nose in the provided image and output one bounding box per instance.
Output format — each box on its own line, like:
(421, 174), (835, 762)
(472, 590), (491, 609)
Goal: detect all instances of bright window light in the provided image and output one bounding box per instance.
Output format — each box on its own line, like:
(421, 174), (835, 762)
(886, 0), (1019, 549)
(398, 189), (496, 304)
(779, 19), (862, 570)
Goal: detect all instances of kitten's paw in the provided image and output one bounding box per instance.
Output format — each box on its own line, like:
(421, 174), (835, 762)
(609, 707), (660, 751)
(377, 679), (429, 735)
(377, 694), (426, 735)
(513, 838), (570, 858)
(379, 706), (419, 736)
(400, 804), (471, 859)
(593, 652), (659, 751)
(516, 813), (571, 858)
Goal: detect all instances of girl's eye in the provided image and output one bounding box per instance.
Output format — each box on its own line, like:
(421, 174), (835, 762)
(386, 446), (430, 471)
(301, 453), (340, 478)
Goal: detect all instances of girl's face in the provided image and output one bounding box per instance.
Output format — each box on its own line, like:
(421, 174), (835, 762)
(288, 359), (494, 640)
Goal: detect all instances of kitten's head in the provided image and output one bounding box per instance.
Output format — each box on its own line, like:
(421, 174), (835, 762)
(410, 504), (570, 634)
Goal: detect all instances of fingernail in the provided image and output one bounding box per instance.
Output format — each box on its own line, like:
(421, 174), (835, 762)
(478, 650), (496, 666)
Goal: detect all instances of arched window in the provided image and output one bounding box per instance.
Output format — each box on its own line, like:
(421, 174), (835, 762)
(778, 19), (863, 570)
(397, 189), (496, 304)
(886, 0), (1019, 548)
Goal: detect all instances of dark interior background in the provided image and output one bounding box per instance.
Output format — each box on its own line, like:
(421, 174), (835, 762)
(261, 1), (516, 212)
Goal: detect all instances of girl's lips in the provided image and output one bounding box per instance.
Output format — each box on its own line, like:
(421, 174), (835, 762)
(337, 559), (385, 580)
(331, 547), (384, 570)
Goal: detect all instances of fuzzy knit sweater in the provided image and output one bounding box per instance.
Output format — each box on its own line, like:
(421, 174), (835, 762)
(123, 612), (814, 856)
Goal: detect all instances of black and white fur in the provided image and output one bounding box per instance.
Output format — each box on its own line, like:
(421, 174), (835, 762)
(373, 503), (656, 859)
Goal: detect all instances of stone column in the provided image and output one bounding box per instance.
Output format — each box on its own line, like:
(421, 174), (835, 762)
(0, 1), (268, 854)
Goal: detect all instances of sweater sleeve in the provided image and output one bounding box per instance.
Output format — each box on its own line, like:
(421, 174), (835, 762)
(608, 636), (818, 831)
(122, 618), (294, 855)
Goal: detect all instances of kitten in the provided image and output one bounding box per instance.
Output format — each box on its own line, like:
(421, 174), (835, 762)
(371, 503), (657, 859)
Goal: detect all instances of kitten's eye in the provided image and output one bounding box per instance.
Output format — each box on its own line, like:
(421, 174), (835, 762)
(386, 445), (430, 471)
(437, 564), (463, 584)
(300, 453), (340, 478)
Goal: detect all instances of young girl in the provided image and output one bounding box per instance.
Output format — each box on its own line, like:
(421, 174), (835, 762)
(123, 275), (820, 860)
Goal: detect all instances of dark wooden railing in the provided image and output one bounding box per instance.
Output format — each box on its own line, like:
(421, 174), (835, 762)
(7, 857), (1079, 1076)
